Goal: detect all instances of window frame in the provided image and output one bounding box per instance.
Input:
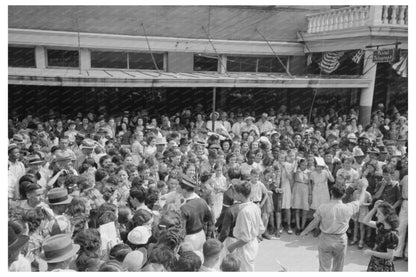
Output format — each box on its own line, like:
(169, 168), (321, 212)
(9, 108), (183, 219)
(46, 47), (80, 69)
(226, 54), (290, 74)
(8, 45), (37, 68)
(90, 49), (165, 71)
(193, 53), (220, 73)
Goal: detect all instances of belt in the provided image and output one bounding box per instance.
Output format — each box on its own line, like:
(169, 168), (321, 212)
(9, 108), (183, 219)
(321, 231), (345, 236)
(187, 228), (203, 235)
(253, 201), (261, 204)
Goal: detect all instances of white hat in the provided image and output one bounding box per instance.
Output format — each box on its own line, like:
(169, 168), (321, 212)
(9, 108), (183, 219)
(315, 157), (326, 167)
(127, 226), (151, 245)
(123, 249), (148, 271)
(353, 148), (365, 157)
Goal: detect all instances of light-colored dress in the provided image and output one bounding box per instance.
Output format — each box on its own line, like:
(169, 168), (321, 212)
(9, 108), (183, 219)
(310, 170), (331, 210)
(233, 202), (265, 272)
(280, 162), (294, 209)
(291, 169), (311, 210)
(351, 190), (372, 222)
(211, 175), (227, 221)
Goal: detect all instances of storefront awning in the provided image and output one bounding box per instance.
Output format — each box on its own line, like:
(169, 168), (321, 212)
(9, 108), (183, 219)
(9, 68), (371, 88)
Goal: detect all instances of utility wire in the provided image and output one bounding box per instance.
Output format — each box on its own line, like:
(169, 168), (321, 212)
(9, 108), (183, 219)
(255, 28), (292, 77)
(141, 22), (160, 73)
(201, 25), (228, 75)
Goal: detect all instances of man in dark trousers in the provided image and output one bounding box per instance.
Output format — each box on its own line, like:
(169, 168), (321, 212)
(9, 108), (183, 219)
(300, 180), (369, 271)
(179, 174), (213, 256)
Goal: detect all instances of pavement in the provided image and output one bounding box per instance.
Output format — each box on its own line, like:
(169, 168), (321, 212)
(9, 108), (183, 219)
(254, 233), (408, 272)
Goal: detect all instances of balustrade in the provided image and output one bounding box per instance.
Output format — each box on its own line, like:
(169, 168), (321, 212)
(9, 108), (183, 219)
(306, 5), (407, 34)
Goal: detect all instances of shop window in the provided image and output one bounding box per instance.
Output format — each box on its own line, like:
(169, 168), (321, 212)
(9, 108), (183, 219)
(129, 52), (163, 70)
(91, 51), (127, 69)
(227, 55), (288, 73)
(47, 49), (79, 68)
(194, 54), (218, 71)
(8, 46), (36, 68)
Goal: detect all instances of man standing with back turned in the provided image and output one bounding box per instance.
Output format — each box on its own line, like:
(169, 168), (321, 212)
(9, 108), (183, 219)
(300, 179), (369, 271)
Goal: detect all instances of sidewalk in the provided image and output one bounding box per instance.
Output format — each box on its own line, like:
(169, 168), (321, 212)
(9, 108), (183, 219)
(255, 233), (408, 272)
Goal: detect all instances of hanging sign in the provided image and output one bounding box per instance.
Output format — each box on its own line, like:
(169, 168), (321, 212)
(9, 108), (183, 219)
(373, 48), (396, 63)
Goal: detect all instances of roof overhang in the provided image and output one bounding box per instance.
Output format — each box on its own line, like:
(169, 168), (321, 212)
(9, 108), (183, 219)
(9, 68), (371, 89)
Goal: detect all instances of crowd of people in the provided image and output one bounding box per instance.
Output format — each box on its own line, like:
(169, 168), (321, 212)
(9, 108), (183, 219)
(8, 102), (408, 271)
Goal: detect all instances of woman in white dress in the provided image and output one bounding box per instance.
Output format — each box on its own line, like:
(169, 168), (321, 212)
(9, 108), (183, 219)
(210, 163), (227, 221)
(310, 157), (334, 210)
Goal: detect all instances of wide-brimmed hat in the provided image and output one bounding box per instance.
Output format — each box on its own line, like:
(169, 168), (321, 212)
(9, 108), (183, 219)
(194, 139), (207, 147)
(27, 154), (44, 165)
(347, 133), (357, 143)
(54, 151), (72, 162)
(80, 138), (96, 149)
(123, 248), (148, 271)
(209, 112), (220, 119)
(8, 225), (29, 253)
(180, 174), (197, 189)
(127, 226), (152, 245)
(13, 134), (24, 143)
(40, 234), (80, 263)
(46, 188), (73, 205)
(155, 137), (167, 145)
(244, 116), (255, 122)
(8, 143), (19, 153)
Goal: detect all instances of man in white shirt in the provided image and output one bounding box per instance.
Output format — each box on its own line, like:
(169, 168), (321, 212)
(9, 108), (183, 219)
(8, 144), (26, 200)
(301, 181), (369, 271)
(206, 112), (226, 134)
(220, 112), (232, 133)
(231, 113), (246, 137)
(256, 113), (275, 135)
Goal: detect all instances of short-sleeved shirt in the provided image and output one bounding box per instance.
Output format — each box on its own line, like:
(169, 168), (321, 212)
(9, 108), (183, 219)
(314, 199), (359, 234)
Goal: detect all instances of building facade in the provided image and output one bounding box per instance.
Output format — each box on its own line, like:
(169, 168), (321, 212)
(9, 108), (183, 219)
(8, 6), (408, 125)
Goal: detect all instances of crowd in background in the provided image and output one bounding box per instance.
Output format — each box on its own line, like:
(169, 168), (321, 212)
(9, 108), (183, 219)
(8, 102), (408, 271)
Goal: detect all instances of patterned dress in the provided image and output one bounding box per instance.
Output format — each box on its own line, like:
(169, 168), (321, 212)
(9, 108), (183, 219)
(367, 223), (399, 272)
(291, 169), (311, 210)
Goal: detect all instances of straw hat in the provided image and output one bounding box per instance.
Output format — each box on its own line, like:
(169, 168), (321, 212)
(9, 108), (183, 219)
(46, 188), (73, 205)
(40, 234), (80, 263)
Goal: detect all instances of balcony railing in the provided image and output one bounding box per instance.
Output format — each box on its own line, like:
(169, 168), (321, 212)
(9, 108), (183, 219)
(306, 5), (408, 33)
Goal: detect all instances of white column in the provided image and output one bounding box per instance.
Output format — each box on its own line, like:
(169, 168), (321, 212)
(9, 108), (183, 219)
(35, 46), (46, 68)
(359, 50), (377, 127)
(79, 48), (90, 70)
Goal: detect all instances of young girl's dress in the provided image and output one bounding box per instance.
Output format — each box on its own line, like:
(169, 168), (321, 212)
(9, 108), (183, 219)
(351, 189), (372, 222)
(291, 169), (311, 210)
(310, 170), (331, 210)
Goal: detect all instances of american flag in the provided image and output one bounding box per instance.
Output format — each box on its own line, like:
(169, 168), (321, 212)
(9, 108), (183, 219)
(318, 51), (344, 73)
(352, 49), (365, 64)
(392, 53), (408, 78)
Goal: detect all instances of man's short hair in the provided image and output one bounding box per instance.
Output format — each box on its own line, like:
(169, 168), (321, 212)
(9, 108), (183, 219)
(330, 183), (346, 199)
(203, 239), (223, 259)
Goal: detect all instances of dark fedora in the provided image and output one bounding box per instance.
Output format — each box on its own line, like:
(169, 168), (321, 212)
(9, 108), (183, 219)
(46, 188), (73, 205)
(8, 224), (29, 253)
(40, 234), (80, 263)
